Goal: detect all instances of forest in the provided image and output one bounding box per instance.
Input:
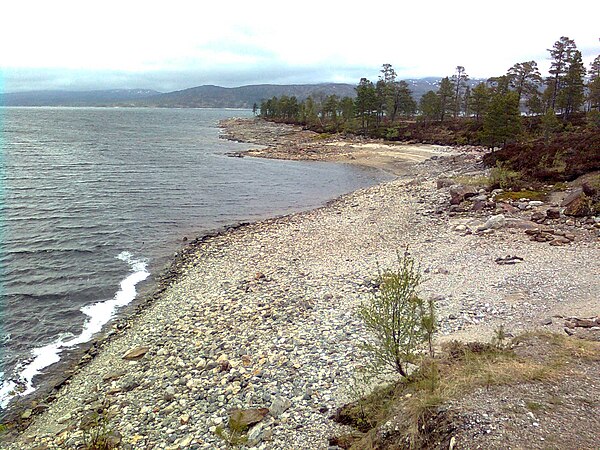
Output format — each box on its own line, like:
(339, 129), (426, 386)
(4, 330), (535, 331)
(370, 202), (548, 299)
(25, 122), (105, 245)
(258, 36), (600, 152)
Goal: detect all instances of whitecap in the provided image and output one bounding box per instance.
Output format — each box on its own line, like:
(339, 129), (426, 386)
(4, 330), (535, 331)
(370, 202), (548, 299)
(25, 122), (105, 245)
(0, 251), (149, 408)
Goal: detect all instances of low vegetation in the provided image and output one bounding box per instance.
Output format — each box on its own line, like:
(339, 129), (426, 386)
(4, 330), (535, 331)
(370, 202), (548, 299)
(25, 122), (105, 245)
(342, 250), (600, 449)
(335, 332), (600, 449)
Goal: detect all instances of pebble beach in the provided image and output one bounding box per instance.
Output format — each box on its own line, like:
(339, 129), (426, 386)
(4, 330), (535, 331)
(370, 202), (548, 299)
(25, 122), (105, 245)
(6, 119), (600, 449)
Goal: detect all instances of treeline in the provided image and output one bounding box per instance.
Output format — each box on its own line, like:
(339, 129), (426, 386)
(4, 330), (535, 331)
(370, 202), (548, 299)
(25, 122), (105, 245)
(259, 36), (600, 148)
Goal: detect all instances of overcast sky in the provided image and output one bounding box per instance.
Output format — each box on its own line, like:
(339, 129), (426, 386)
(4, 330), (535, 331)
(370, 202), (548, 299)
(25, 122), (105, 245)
(1, 0), (599, 92)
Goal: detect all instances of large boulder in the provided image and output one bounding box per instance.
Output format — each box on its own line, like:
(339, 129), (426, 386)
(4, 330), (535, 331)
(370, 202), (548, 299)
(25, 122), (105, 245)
(562, 188), (591, 217)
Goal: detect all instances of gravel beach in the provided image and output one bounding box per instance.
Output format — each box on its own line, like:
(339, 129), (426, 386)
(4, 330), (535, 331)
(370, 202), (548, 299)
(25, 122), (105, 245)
(5, 119), (599, 449)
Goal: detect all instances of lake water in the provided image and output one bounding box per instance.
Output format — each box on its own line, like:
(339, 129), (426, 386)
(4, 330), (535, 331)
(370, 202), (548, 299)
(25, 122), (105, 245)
(0, 107), (389, 410)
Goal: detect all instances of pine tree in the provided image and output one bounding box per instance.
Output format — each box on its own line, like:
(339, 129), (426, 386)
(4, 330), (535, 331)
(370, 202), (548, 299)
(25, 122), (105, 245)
(588, 55), (600, 111)
(451, 66), (469, 118)
(481, 92), (522, 148)
(507, 61), (542, 109)
(355, 78), (378, 133)
(438, 77), (455, 122)
(469, 82), (491, 121)
(557, 50), (586, 117)
(546, 36), (577, 110)
(419, 90), (441, 122)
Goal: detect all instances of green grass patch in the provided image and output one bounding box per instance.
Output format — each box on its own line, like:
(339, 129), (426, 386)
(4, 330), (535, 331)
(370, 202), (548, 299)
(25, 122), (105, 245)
(493, 190), (548, 202)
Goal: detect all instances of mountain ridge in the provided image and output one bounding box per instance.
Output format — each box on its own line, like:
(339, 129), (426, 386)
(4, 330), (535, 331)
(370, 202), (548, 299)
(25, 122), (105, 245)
(1, 78), (483, 108)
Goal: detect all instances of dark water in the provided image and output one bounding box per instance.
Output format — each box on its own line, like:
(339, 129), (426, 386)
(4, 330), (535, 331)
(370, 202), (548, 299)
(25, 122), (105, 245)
(0, 107), (389, 408)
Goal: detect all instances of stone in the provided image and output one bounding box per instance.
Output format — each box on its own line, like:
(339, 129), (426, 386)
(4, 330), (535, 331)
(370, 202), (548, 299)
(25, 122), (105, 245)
(247, 422), (265, 444)
(229, 408), (269, 430)
(437, 177), (454, 189)
(57, 413), (72, 424)
(122, 346), (150, 360)
(550, 236), (571, 246)
(269, 396), (291, 417)
(562, 188), (591, 217)
(546, 208), (561, 219)
(102, 370), (126, 381)
(530, 211), (545, 223)
(477, 214), (506, 231)
(497, 202), (519, 214)
(449, 184), (478, 205)
(21, 409), (32, 420)
(471, 200), (486, 212)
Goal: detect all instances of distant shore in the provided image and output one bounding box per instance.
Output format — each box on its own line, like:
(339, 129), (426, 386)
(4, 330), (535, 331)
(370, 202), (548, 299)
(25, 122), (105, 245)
(5, 118), (599, 449)
(219, 117), (456, 176)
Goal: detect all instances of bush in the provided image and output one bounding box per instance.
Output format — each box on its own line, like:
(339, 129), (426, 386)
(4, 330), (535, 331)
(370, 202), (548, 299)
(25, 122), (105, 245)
(587, 110), (600, 130)
(489, 161), (522, 189)
(358, 251), (435, 378)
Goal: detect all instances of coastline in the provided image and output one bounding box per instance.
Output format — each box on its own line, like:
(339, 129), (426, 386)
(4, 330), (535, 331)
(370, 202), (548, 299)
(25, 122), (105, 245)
(4, 118), (599, 449)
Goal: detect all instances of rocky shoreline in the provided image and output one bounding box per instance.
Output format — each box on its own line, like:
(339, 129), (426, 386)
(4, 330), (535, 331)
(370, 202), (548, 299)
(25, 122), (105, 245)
(4, 119), (599, 449)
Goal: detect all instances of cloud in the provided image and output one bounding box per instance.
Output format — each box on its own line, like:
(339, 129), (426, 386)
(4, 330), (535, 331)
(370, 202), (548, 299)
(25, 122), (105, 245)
(1, 0), (598, 92)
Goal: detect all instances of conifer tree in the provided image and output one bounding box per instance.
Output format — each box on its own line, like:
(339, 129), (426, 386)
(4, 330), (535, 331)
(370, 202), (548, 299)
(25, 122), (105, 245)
(588, 55), (600, 111)
(546, 36), (577, 110)
(451, 66), (469, 117)
(419, 90), (441, 122)
(507, 61), (542, 108)
(557, 50), (586, 118)
(355, 78), (378, 133)
(437, 77), (455, 122)
(469, 82), (491, 121)
(481, 92), (522, 148)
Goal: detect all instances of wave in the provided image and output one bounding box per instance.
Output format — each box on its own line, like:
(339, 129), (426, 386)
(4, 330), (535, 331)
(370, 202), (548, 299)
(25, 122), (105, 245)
(0, 251), (149, 409)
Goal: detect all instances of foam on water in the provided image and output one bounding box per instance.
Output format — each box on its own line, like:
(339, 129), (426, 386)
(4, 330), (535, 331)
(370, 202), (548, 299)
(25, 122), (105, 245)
(0, 251), (149, 408)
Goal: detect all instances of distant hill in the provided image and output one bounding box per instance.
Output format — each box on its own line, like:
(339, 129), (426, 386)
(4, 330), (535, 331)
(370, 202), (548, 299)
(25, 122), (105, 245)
(1, 78), (483, 108)
(0, 89), (162, 107)
(135, 83), (358, 108)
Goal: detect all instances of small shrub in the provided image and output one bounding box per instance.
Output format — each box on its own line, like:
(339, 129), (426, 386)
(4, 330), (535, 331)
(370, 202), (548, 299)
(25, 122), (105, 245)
(492, 325), (508, 349)
(215, 425), (248, 447)
(489, 161), (522, 189)
(385, 127), (399, 140)
(358, 250), (434, 378)
(80, 411), (120, 450)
